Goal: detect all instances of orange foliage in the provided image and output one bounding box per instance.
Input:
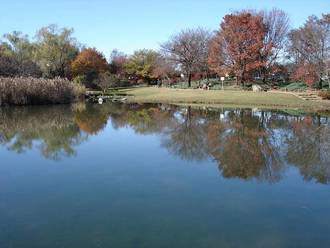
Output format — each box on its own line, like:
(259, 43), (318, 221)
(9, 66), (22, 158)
(71, 48), (108, 80)
(74, 111), (108, 135)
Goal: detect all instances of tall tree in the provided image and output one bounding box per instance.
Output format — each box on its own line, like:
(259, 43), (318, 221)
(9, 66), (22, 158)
(1, 31), (41, 77)
(208, 12), (267, 85)
(124, 49), (159, 83)
(288, 14), (330, 88)
(258, 8), (290, 82)
(161, 28), (211, 87)
(34, 24), (79, 78)
(109, 49), (128, 79)
(71, 48), (108, 85)
(0, 45), (19, 77)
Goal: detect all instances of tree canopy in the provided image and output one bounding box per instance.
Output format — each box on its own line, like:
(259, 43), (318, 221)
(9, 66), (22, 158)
(162, 28), (211, 87)
(124, 49), (160, 83)
(34, 24), (79, 78)
(208, 12), (267, 85)
(71, 47), (108, 84)
(288, 14), (330, 87)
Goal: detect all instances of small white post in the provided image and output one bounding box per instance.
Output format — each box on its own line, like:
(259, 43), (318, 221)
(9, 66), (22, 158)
(220, 77), (225, 90)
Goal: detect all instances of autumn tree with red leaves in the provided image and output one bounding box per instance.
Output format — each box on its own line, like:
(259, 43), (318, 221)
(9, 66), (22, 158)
(109, 49), (128, 79)
(288, 14), (330, 88)
(71, 48), (108, 83)
(290, 63), (319, 86)
(208, 12), (267, 85)
(151, 56), (176, 82)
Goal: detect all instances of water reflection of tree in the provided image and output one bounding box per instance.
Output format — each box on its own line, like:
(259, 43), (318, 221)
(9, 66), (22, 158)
(0, 106), (87, 160)
(110, 103), (176, 135)
(207, 110), (283, 182)
(1, 103), (329, 183)
(161, 106), (209, 161)
(105, 104), (330, 184)
(286, 115), (330, 184)
(74, 104), (109, 135)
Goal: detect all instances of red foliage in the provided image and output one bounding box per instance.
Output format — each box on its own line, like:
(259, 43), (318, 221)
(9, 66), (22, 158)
(208, 12), (268, 84)
(109, 53), (128, 78)
(291, 63), (319, 86)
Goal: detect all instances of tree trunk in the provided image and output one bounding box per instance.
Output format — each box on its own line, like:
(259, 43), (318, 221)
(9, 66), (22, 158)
(240, 72), (244, 86)
(262, 69), (267, 84)
(319, 79), (323, 89)
(188, 73), (192, 88)
(238, 69), (244, 86)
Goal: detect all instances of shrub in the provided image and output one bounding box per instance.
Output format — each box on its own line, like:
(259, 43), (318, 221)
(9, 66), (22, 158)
(118, 80), (132, 87)
(281, 82), (307, 91)
(0, 77), (85, 106)
(73, 75), (87, 85)
(95, 72), (120, 92)
(319, 90), (330, 100)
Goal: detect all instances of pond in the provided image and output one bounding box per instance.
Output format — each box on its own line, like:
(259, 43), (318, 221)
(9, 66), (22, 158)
(0, 103), (329, 248)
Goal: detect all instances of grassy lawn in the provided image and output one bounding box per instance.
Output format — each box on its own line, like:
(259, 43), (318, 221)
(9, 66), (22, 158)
(118, 86), (330, 111)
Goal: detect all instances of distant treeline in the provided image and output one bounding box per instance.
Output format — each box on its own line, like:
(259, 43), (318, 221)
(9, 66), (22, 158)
(0, 9), (329, 90)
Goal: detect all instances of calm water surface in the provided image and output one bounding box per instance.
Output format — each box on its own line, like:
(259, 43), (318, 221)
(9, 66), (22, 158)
(0, 103), (329, 248)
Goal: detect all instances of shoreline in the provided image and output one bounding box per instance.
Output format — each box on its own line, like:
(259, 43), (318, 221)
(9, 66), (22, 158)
(119, 87), (330, 112)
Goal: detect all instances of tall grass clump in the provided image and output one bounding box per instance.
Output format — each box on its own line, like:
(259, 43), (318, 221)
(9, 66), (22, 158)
(0, 77), (86, 106)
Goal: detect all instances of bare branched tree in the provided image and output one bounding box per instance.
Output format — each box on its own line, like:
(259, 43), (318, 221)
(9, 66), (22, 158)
(287, 14), (330, 87)
(259, 8), (290, 82)
(161, 28), (212, 87)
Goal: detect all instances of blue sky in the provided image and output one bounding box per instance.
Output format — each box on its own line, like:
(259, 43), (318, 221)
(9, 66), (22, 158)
(1, 0), (329, 57)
